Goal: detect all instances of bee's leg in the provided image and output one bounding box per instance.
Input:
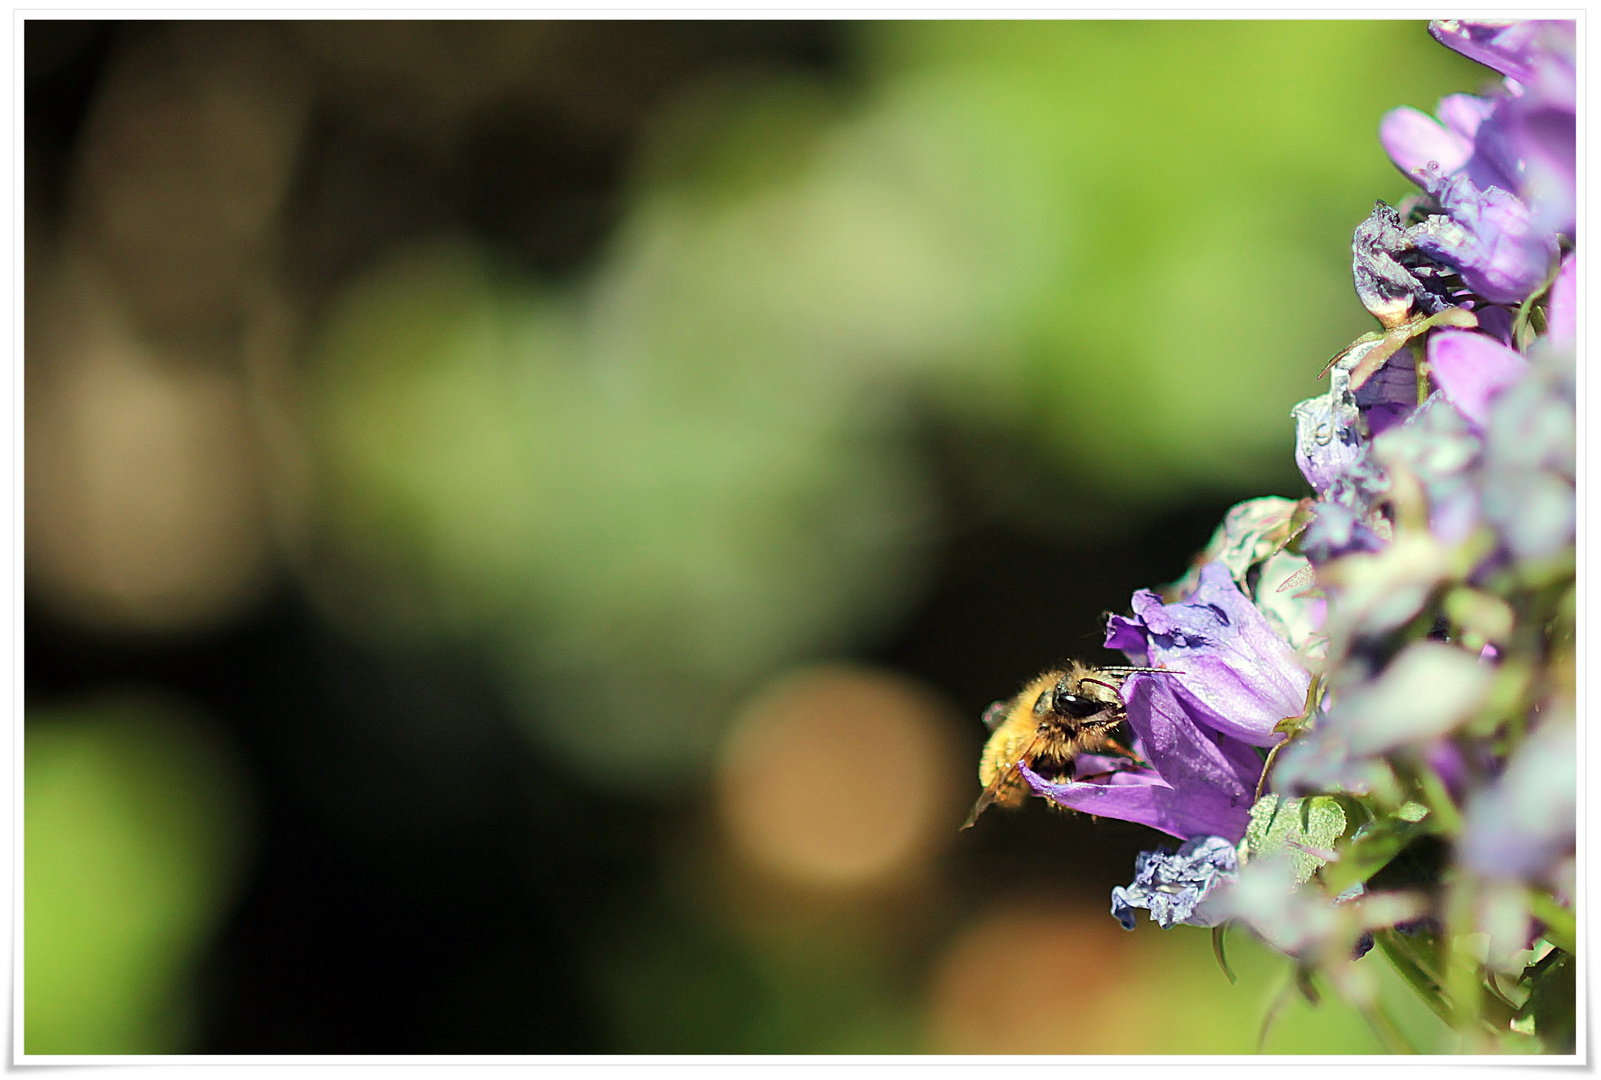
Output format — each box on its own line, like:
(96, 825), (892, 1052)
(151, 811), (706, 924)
(1098, 737), (1150, 770)
(1074, 769), (1122, 783)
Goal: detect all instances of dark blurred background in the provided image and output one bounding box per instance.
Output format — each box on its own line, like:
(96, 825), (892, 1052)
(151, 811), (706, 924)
(25, 19), (1482, 1055)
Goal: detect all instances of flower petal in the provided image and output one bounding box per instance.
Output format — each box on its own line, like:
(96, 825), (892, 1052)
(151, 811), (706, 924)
(1428, 329), (1529, 426)
(1116, 563), (1309, 746)
(1123, 676), (1264, 800)
(1544, 253), (1576, 347)
(1409, 169), (1558, 303)
(1436, 93), (1496, 142)
(1380, 105), (1473, 177)
(1353, 344), (1416, 436)
(1020, 762), (1251, 843)
(1429, 19), (1547, 84)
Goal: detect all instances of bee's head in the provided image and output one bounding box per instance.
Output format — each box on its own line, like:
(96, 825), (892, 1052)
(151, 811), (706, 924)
(1048, 672), (1119, 721)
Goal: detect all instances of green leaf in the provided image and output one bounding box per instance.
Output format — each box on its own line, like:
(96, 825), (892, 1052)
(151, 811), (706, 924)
(1240, 794), (1347, 884)
(1525, 891), (1576, 956)
(26, 699), (250, 1054)
(1319, 812), (1432, 896)
(1523, 952), (1575, 1054)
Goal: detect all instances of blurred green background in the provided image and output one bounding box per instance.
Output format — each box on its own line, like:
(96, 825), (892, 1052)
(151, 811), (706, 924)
(25, 19), (1483, 1054)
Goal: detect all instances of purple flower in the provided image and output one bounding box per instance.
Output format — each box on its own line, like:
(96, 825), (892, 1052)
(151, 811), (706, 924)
(1497, 67), (1577, 237)
(1428, 330), (1529, 427)
(1429, 19), (1559, 85)
(1371, 393), (1484, 546)
(1020, 673), (1261, 841)
(1380, 94), (1503, 190)
(1111, 836), (1238, 930)
(1106, 562), (1310, 746)
(1299, 501), (1386, 565)
(1545, 253), (1576, 347)
(1480, 345), (1575, 562)
(1393, 20), (1577, 238)
(1408, 167), (1558, 304)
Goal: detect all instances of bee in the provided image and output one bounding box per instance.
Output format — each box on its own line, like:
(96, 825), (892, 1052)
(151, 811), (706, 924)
(959, 661), (1176, 831)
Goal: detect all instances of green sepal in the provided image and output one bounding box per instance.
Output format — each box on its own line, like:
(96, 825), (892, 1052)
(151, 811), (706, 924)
(1211, 923), (1237, 985)
(1511, 259), (1561, 349)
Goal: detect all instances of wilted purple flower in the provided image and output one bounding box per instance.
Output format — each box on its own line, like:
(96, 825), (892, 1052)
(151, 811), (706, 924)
(1350, 201), (1462, 323)
(1297, 389), (1486, 565)
(1407, 167), (1559, 305)
(1106, 562), (1310, 746)
(1459, 714), (1575, 883)
(1111, 835), (1238, 930)
(1020, 672), (1262, 841)
(1428, 330), (1529, 427)
(1292, 367), (1364, 494)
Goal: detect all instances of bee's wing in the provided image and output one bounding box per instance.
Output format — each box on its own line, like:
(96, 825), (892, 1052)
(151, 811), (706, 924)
(979, 698), (1011, 732)
(960, 730), (1050, 831)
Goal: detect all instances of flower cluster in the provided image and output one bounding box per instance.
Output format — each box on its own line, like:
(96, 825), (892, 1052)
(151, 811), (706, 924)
(1008, 20), (1575, 1053)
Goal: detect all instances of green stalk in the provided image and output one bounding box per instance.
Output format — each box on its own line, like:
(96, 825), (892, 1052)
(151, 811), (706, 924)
(1375, 930), (1454, 1029)
(1358, 999), (1418, 1055)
